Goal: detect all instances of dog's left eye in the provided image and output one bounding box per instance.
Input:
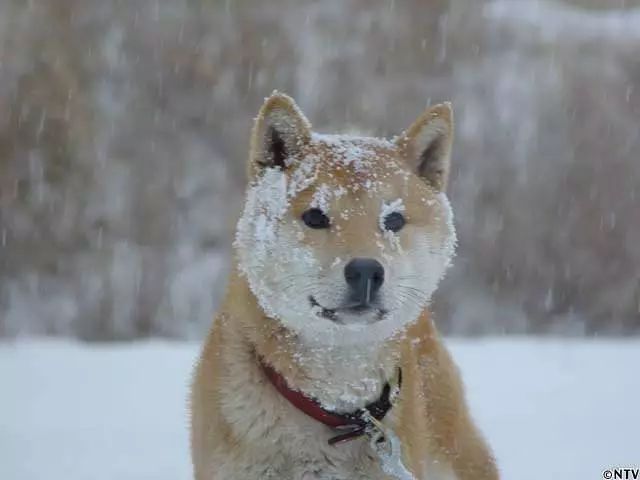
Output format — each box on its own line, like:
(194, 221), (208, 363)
(383, 212), (406, 232)
(302, 208), (330, 229)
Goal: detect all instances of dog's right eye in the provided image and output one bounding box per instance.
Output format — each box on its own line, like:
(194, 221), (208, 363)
(302, 208), (330, 229)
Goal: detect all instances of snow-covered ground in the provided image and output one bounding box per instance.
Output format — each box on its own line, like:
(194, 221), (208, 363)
(1, 338), (638, 479)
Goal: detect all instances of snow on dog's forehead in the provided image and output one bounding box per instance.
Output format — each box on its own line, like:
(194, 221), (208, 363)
(311, 133), (397, 174)
(306, 133), (412, 200)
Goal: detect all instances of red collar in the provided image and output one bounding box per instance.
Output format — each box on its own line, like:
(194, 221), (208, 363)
(260, 359), (400, 445)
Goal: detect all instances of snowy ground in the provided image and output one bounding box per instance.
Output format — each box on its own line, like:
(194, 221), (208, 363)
(1, 338), (638, 480)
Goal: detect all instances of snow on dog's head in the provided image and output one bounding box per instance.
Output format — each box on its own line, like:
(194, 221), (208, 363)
(235, 92), (456, 346)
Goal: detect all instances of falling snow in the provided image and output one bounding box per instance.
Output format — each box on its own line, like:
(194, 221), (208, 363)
(0, 1), (638, 337)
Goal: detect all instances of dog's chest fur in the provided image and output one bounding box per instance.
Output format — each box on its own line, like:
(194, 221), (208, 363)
(208, 337), (397, 479)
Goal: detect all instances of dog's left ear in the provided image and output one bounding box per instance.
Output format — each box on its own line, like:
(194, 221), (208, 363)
(249, 92), (311, 179)
(395, 103), (454, 192)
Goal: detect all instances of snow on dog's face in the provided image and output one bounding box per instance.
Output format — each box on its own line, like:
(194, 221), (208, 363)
(235, 93), (456, 346)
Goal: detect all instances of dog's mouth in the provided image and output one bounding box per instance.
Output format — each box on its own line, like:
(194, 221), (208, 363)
(309, 296), (387, 324)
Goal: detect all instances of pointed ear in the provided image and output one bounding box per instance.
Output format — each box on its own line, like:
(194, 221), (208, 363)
(395, 103), (454, 192)
(249, 92), (311, 178)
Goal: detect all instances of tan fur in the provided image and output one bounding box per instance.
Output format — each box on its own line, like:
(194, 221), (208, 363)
(191, 93), (498, 480)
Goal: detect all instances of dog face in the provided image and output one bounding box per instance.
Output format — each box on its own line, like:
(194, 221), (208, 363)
(235, 93), (456, 346)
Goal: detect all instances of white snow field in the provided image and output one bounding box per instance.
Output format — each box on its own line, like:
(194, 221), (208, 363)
(1, 338), (638, 480)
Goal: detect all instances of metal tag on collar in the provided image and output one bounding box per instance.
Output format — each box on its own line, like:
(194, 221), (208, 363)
(361, 411), (415, 480)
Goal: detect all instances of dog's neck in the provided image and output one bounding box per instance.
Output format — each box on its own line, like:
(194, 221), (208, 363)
(278, 337), (399, 413)
(228, 272), (402, 412)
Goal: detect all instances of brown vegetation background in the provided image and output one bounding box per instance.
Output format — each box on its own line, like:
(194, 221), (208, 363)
(1, 0), (639, 339)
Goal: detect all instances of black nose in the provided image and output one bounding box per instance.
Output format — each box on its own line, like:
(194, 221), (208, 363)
(344, 258), (385, 305)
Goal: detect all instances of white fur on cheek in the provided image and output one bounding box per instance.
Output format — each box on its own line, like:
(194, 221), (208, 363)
(374, 192), (457, 340)
(235, 167), (320, 328)
(234, 162), (351, 344)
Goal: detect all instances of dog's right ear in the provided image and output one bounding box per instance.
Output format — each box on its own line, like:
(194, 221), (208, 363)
(249, 92), (312, 178)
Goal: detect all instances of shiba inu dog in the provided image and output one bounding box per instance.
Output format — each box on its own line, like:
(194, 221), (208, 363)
(190, 92), (498, 479)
